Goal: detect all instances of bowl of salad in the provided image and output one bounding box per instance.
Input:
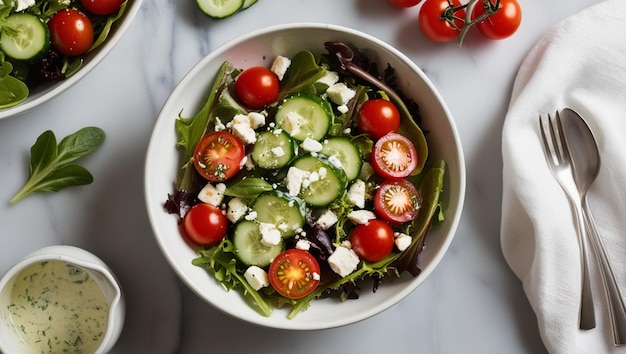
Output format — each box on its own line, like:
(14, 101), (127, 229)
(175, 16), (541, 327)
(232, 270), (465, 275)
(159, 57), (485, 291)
(145, 23), (465, 330)
(0, 0), (142, 119)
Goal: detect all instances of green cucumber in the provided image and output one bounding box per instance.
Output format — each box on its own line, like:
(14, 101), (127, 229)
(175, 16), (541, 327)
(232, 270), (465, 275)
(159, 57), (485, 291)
(251, 130), (295, 169)
(292, 155), (347, 207)
(320, 137), (362, 181)
(252, 191), (305, 238)
(195, 0), (244, 19)
(275, 93), (332, 141)
(242, 0), (258, 10)
(0, 13), (50, 61)
(232, 220), (284, 267)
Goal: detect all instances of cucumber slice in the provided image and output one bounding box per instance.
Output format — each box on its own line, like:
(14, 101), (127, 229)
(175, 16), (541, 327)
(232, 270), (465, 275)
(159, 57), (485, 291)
(292, 155), (347, 207)
(232, 220), (284, 267)
(242, 0), (258, 10)
(0, 13), (50, 61)
(275, 93), (332, 141)
(195, 0), (244, 19)
(320, 137), (362, 181)
(251, 130), (295, 169)
(252, 191), (305, 238)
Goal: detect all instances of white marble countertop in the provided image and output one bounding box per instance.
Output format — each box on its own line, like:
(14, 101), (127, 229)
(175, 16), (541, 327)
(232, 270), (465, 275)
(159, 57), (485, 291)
(0, 0), (605, 352)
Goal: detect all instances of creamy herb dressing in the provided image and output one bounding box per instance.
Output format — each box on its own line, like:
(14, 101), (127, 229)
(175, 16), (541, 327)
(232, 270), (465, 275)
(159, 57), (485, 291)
(8, 260), (109, 353)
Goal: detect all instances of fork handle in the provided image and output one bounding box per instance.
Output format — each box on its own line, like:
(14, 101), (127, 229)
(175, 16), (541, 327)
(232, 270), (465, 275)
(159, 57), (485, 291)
(572, 201), (597, 330)
(583, 198), (626, 345)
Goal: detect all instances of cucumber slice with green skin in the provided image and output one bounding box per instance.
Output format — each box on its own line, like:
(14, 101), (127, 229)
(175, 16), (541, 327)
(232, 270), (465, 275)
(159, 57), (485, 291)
(0, 13), (50, 61)
(252, 191), (305, 238)
(232, 220), (284, 267)
(195, 0), (244, 19)
(242, 0), (258, 10)
(251, 130), (295, 169)
(275, 93), (333, 141)
(292, 155), (347, 207)
(320, 137), (362, 181)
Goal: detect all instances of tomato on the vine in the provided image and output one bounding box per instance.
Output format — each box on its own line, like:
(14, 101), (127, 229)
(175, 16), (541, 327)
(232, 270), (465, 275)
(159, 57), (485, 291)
(183, 203), (228, 246)
(358, 99), (401, 140)
(371, 132), (418, 179)
(269, 249), (320, 299)
(472, 0), (522, 40)
(349, 219), (395, 262)
(374, 179), (421, 224)
(418, 0), (465, 43)
(387, 0), (423, 8)
(80, 0), (125, 15)
(193, 131), (246, 182)
(48, 9), (94, 56)
(234, 66), (280, 109)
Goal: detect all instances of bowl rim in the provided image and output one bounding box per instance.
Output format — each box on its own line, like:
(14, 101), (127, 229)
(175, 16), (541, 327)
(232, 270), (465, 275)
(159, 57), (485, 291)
(0, 0), (144, 120)
(145, 22), (466, 330)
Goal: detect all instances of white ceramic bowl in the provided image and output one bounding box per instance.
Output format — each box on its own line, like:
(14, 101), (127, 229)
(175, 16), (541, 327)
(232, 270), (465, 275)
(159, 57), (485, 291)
(0, 246), (125, 354)
(0, 0), (143, 120)
(145, 23), (465, 330)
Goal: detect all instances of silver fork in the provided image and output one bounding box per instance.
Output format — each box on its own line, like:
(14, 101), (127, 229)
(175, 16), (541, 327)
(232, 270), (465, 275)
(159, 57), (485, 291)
(539, 112), (596, 330)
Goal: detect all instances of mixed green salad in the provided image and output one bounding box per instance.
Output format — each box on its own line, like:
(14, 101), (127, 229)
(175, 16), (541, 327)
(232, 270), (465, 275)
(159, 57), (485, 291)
(165, 42), (446, 318)
(0, 0), (130, 109)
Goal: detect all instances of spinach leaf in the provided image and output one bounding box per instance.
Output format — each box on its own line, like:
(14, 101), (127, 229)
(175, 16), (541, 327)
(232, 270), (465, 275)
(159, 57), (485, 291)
(278, 50), (326, 99)
(10, 127), (106, 204)
(224, 177), (273, 201)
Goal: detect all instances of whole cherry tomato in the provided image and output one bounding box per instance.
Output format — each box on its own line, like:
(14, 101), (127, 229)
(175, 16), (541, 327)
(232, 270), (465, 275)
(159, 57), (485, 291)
(183, 203), (228, 246)
(418, 0), (465, 43)
(472, 0), (522, 40)
(48, 9), (94, 56)
(234, 66), (280, 109)
(349, 219), (395, 262)
(80, 0), (125, 15)
(358, 99), (401, 140)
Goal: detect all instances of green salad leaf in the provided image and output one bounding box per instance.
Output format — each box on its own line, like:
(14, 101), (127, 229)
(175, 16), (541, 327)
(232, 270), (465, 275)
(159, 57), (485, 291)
(10, 127), (105, 204)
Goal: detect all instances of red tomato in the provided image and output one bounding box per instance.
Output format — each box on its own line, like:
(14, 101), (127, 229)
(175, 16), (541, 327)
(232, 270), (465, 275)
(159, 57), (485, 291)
(358, 99), (401, 140)
(371, 132), (418, 179)
(418, 0), (465, 43)
(472, 0), (522, 40)
(234, 66), (280, 109)
(48, 9), (94, 56)
(387, 0), (423, 8)
(269, 249), (320, 299)
(349, 219), (395, 262)
(193, 131), (246, 182)
(80, 0), (125, 15)
(374, 179), (421, 223)
(183, 203), (228, 246)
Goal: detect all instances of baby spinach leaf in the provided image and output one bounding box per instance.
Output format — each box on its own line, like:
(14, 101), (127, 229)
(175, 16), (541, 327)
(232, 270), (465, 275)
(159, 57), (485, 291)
(278, 50), (325, 99)
(10, 127), (105, 204)
(224, 177), (273, 201)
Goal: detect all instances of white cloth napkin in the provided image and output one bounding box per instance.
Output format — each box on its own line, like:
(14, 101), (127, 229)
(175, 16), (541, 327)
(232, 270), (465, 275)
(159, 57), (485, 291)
(501, 0), (626, 353)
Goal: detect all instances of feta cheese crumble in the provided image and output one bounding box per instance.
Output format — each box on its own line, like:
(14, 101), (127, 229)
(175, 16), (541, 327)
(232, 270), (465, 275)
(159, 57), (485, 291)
(244, 266), (270, 290)
(328, 246), (360, 277)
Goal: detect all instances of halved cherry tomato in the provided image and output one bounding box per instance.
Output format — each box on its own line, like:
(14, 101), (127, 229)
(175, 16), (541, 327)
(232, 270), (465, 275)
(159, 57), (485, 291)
(234, 66), (280, 109)
(471, 0), (522, 40)
(349, 219), (395, 262)
(358, 99), (401, 140)
(418, 0), (465, 43)
(80, 0), (125, 15)
(387, 0), (423, 8)
(183, 203), (228, 246)
(48, 9), (94, 56)
(374, 179), (421, 223)
(269, 249), (320, 299)
(371, 132), (418, 179)
(193, 131), (245, 182)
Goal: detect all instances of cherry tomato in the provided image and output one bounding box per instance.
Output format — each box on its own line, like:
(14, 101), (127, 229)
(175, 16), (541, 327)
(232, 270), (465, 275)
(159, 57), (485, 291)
(48, 9), (94, 56)
(234, 66), (280, 109)
(349, 219), (395, 262)
(358, 99), (401, 140)
(80, 0), (125, 15)
(472, 0), (522, 40)
(374, 179), (421, 224)
(193, 131), (246, 182)
(371, 132), (418, 179)
(269, 249), (320, 299)
(183, 203), (228, 246)
(387, 0), (423, 8)
(418, 0), (465, 43)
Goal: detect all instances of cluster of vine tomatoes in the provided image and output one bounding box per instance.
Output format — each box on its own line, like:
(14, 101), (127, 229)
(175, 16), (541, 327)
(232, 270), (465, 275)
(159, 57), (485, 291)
(388, 0), (522, 44)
